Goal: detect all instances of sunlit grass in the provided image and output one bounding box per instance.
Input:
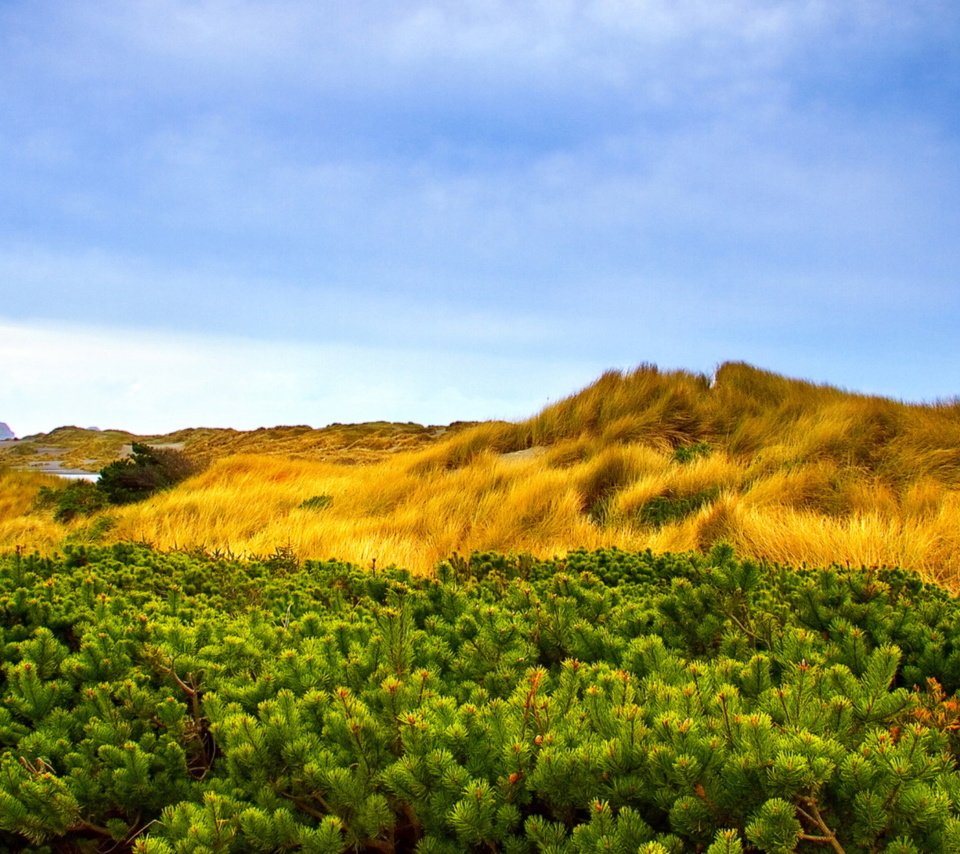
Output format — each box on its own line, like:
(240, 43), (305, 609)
(0, 467), (70, 551)
(3, 363), (960, 588)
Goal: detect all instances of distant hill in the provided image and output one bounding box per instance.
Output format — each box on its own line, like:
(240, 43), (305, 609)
(2, 362), (960, 588)
(0, 422), (14, 440)
(0, 420), (465, 472)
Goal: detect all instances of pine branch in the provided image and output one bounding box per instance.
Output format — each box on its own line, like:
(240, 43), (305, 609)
(149, 652), (218, 778)
(726, 608), (763, 645)
(280, 792), (330, 821)
(796, 797), (846, 854)
(67, 818), (117, 839)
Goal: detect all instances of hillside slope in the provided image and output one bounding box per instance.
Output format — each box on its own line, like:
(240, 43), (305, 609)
(4, 362), (960, 586)
(0, 420), (462, 473)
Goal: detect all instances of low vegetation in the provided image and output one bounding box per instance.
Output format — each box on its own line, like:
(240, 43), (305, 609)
(4, 362), (960, 853)
(32, 443), (200, 523)
(3, 544), (960, 852)
(96, 443), (200, 504)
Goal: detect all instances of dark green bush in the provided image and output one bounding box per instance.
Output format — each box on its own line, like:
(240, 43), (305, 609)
(34, 480), (108, 522)
(299, 494), (333, 510)
(97, 443), (199, 504)
(637, 487), (720, 528)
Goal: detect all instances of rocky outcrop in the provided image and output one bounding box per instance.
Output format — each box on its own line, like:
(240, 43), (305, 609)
(0, 422), (14, 440)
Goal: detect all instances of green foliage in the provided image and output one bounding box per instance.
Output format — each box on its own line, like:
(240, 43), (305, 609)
(1, 544), (960, 851)
(672, 441), (711, 464)
(35, 480), (108, 522)
(637, 487), (720, 528)
(35, 446), (201, 529)
(299, 494), (334, 511)
(98, 443), (199, 505)
(745, 799), (802, 853)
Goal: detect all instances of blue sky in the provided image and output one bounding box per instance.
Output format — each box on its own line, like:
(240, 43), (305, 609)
(2, 1), (959, 436)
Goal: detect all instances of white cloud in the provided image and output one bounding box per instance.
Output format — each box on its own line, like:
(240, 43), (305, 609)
(1, 0), (957, 416)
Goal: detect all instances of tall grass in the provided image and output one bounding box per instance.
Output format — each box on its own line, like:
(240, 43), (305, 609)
(3, 363), (960, 587)
(0, 467), (69, 551)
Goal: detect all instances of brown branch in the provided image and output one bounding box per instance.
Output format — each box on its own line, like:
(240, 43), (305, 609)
(67, 818), (117, 839)
(796, 796), (846, 854)
(280, 793), (329, 821)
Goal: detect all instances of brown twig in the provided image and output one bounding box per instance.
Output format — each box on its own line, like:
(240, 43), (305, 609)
(796, 796), (846, 854)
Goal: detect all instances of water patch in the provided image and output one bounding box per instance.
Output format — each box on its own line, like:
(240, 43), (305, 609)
(14, 463), (100, 482)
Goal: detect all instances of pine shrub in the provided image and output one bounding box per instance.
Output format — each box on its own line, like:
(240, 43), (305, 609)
(1, 544), (960, 851)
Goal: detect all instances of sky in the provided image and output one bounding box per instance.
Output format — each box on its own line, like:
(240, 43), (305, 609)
(1, 1), (959, 436)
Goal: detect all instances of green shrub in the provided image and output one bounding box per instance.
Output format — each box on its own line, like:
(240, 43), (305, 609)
(637, 487), (720, 527)
(673, 440), (712, 464)
(298, 494), (333, 511)
(97, 443), (199, 505)
(34, 480), (108, 522)
(1, 545), (960, 851)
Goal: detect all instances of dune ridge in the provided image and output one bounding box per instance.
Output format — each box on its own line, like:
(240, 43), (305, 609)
(4, 361), (960, 587)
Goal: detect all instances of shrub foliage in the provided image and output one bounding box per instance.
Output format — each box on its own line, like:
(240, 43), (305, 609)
(35, 480), (108, 522)
(35, 444), (199, 522)
(97, 443), (199, 505)
(1, 544), (960, 851)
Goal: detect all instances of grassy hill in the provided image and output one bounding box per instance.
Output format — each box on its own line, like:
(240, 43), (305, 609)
(3, 361), (960, 587)
(0, 420), (458, 472)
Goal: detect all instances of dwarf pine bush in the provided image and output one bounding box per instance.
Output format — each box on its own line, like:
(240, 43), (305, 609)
(2, 544), (960, 851)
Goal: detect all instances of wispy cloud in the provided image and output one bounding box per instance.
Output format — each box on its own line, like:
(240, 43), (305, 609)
(1, 1), (958, 430)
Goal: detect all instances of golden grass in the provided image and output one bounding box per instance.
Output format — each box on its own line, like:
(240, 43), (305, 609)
(0, 421), (449, 472)
(3, 363), (960, 588)
(0, 467), (71, 552)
